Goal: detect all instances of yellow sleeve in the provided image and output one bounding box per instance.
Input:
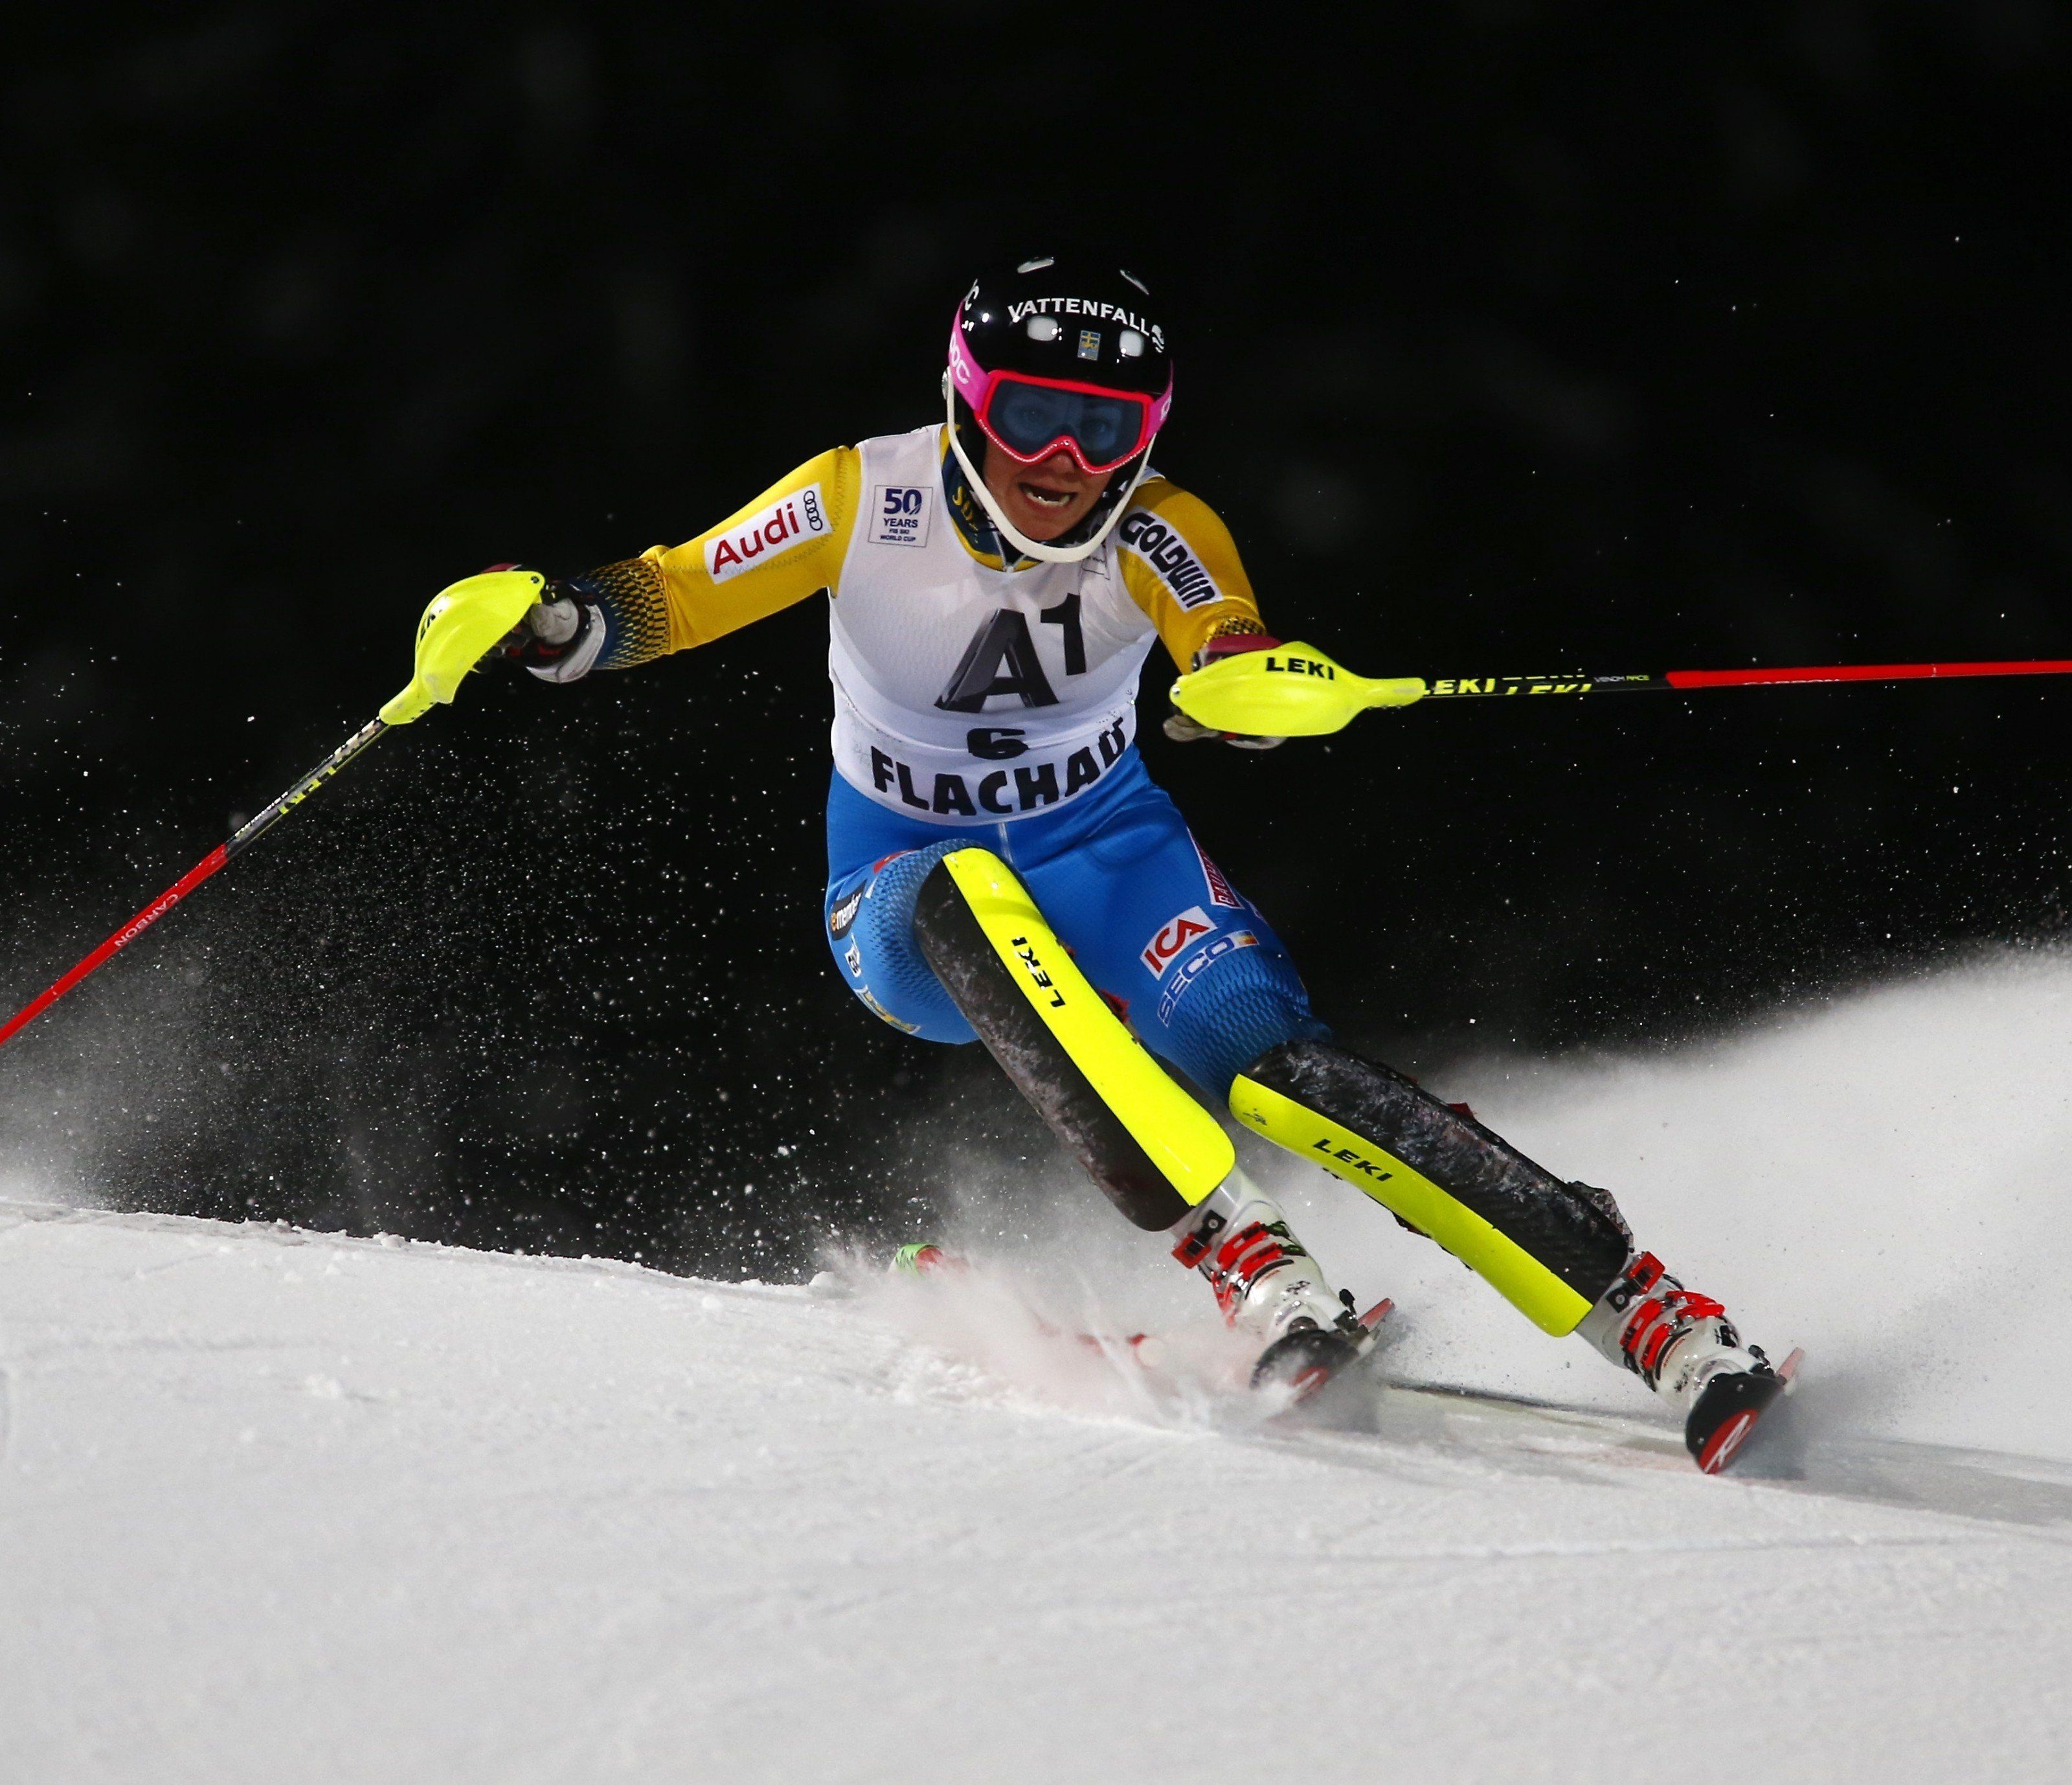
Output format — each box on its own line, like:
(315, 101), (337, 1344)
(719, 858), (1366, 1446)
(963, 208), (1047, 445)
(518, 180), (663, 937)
(573, 448), (862, 671)
(647, 446), (862, 650)
(1115, 479), (1268, 670)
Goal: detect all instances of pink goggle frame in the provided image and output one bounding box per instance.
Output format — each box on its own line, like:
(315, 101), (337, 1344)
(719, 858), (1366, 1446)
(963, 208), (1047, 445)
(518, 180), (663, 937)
(949, 313), (1173, 475)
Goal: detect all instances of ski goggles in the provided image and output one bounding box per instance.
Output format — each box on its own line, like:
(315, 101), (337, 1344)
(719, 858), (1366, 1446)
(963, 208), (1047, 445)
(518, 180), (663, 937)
(949, 323), (1171, 475)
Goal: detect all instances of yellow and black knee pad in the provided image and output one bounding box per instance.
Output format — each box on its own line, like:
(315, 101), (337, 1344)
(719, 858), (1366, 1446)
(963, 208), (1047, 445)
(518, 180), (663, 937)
(1230, 1041), (1630, 1334)
(912, 848), (1232, 1231)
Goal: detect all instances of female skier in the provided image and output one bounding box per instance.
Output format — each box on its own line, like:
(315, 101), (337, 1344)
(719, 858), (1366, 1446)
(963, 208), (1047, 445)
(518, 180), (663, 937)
(490, 255), (1791, 1472)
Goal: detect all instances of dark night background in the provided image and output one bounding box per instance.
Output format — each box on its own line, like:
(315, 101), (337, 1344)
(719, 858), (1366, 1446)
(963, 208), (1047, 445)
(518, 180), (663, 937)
(3, 6), (2068, 1277)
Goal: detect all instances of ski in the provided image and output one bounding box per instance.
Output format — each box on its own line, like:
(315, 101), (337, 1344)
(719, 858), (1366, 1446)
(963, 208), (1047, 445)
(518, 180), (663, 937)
(1250, 1296), (1395, 1404)
(886, 1242), (1156, 1356)
(888, 1243), (1395, 1393)
(886, 1241), (1786, 1477)
(1686, 1347), (1805, 1475)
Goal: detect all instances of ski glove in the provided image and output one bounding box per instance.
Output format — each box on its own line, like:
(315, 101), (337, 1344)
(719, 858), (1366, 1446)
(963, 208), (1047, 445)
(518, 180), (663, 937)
(1163, 632), (1287, 749)
(514, 589), (605, 683)
(482, 566), (607, 684)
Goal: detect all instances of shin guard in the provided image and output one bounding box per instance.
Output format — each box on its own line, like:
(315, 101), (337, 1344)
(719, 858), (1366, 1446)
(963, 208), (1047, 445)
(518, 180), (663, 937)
(1230, 1040), (1630, 1334)
(913, 848), (1234, 1230)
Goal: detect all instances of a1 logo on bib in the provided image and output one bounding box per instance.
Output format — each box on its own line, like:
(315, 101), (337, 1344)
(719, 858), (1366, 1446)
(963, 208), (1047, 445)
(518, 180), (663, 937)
(1142, 905), (1214, 977)
(870, 485), (931, 549)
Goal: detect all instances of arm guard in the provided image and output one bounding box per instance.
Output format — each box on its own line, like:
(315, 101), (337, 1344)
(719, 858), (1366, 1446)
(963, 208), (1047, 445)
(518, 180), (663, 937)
(530, 446), (862, 683)
(562, 557), (673, 673)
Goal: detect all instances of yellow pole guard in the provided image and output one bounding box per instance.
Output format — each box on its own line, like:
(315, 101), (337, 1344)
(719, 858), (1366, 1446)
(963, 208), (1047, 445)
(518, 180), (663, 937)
(941, 848), (1235, 1207)
(1229, 1073), (1593, 1336)
(1169, 641), (1427, 738)
(379, 569), (546, 726)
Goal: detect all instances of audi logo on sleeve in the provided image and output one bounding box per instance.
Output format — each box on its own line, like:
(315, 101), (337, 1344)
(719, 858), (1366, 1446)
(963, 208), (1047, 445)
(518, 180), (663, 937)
(705, 484), (830, 583)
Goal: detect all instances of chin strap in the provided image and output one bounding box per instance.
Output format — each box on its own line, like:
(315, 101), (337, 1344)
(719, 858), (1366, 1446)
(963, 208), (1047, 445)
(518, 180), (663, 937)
(939, 378), (1153, 567)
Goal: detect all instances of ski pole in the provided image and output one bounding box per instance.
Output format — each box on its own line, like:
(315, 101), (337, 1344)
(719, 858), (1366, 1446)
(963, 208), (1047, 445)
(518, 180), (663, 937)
(1415, 657), (2072, 699)
(1171, 643), (2072, 736)
(0, 568), (544, 1056)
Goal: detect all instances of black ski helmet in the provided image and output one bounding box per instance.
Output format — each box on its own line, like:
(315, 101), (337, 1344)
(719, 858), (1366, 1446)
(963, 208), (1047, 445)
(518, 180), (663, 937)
(943, 255), (1174, 563)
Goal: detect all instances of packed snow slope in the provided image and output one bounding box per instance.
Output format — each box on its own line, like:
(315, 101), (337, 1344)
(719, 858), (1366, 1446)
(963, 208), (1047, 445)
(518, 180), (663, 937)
(6, 951), (2072, 1783)
(1273, 944), (2072, 1464)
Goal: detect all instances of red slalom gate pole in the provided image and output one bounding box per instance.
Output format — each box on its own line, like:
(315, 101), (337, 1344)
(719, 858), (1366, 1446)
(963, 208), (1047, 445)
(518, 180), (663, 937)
(0, 716), (388, 1054)
(1663, 659), (2072, 691)
(1418, 657), (2072, 699)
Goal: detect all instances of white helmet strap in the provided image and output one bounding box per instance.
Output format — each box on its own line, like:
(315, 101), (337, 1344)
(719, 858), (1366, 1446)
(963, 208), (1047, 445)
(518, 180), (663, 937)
(940, 373), (1153, 567)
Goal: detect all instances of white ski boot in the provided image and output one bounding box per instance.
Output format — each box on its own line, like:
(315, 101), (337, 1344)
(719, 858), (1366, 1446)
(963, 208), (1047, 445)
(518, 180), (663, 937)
(1579, 1251), (1799, 1472)
(1172, 1176), (1379, 1396)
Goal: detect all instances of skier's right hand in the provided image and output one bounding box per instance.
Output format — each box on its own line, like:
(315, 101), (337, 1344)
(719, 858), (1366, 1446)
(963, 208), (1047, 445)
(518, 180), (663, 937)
(480, 566), (607, 683)
(1162, 631), (1287, 749)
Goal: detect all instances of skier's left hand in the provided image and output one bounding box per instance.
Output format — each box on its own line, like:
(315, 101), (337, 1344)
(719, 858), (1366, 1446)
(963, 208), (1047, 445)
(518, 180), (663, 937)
(504, 589), (603, 683)
(477, 565), (607, 683)
(1163, 633), (1287, 749)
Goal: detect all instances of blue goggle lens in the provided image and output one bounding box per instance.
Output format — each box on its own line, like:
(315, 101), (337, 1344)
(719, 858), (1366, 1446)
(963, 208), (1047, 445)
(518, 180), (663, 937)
(986, 381), (1143, 465)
